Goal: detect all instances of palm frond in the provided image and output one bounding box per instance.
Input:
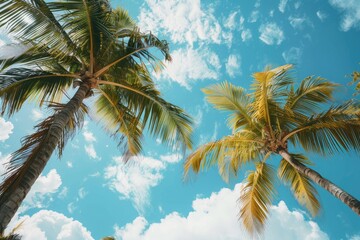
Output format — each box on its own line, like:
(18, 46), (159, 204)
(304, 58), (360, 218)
(202, 82), (255, 131)
(278, 154), (320, 216)
(0, 102), (85, 206)
(185, 132), (264, 181)
(285, 76), (337, 115)
(251, 64), (293, 134)
(240, 162), (276, 234)
(95, 86), (143, 155)
(0, 68), (75, 116)
(97, 80), (193, 152)
(0, 0), (81, 62)
(285, 101), (360, 155)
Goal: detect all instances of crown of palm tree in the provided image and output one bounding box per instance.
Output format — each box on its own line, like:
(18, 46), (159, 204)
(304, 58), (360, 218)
(0, 0), (193, 234)
(185, 64), (360, 234)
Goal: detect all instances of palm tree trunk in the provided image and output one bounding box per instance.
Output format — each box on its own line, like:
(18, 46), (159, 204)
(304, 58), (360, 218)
(278, 149), (360, 216)
(0, 82), (90, 233)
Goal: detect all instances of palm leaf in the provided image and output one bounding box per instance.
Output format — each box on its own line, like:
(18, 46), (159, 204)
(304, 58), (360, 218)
(95, 86), (143, 155)
(240, 162), (275, 234)
(285, 76), (337, 115)
(0, 68), (75, 116)
(278, 154), (320, 216)
(202, 82), (255, 131)
(285, 101), (360, 155)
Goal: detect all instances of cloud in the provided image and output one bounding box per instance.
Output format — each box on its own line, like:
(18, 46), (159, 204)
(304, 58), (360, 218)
(259, 23), (285, 45)
(0, 117), (14, 141)
(288, 16), (312, 30)
(241, 29), (252, 42)
(282, 47), (302, 64)
(224, 11), (239, 30)
(115, 184), (329, 240)
(249, 10), (259, 23)
(31, 109), (44, 121)
(84, 144), (100, 160)
(138, 0), (227, 46)
(348, 235), (360, 240)
(8, 210), (94, 240)
(225, 54), (242, 78)
(329, 0), (360, 31)
(156, 47), (221, 90)
(0, 153), (11, 180)
(316, 11), (328, 22)
(22, 169), (62, 211)
(104, 154), (182, 213)
(279, 0), (288, 13)
(83, 131), (96, 143)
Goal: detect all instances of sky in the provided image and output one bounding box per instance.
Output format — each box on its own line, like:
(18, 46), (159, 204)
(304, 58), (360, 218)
(0, 0), (360, 239)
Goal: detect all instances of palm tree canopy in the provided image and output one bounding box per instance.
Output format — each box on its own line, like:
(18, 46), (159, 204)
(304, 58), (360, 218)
(185, 64), (360, 233)
(0, 0), (192, 155)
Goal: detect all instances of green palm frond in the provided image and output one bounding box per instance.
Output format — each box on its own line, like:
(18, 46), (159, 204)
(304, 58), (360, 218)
(98, 80), (193, 152)
(285, 76), (337, 115)
(0, 68), (75, 116)
(95, 86), (143, 155)
(278, 154), (320, 216)
(286, 101), (360, 155)
(0, 0), (80, 62)
(202, 82), (255, 131)
(240, 162), (275, 234)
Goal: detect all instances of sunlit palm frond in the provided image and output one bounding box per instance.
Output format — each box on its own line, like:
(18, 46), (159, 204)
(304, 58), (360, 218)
(285, 76), (337, 115)
(240, 162), (275, 234)
(0, 68), (75, 116)
(0, 0), (80, 62)
(95, 86), (143, 155)
(251, 64), (293, 133)
(98, 80), (193, 151)
(285, 101), (360, 155)
(278, 154), (320, 216)
(185, 132), (264, 181)
(202, 82), (255, 130)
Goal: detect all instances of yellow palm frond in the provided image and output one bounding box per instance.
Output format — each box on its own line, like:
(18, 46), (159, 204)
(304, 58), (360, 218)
(185, 132), (264, 181)
(240, 162), (275, 234)
(202, 82), (254, 130)
(278, 154), (320, 216)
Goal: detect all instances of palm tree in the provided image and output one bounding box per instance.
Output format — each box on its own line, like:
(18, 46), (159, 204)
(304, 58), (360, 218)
(0, 0), (193, 233)
(185, 64), (360, 234)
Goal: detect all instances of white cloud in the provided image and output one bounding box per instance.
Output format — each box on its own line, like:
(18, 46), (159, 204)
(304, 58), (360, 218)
(329, 0), (360, 31)
(139, 0), (227, 46)
(156, 47), (221, 90)
(104, 154), (181, 213)
(115, 184), (329, 240)
(84, 144), (100, 160)
(66, 161), (73, 168)
(22, 169), (62, 210)
(83, 131), (96, 143)
(78, 187), (88, 199)
(0, 117), (14, 141)
(31, 109), (44, 121)
(0, 153), (11, 180)
(282, 47), (302, 63)
(225, 54), (242, 78)
(249, 10), (259, 23)
(316, 11), (328, 22)
(259, 23), (285, 45)
(9, 210), (94, 240)
(349, 235), (360, 240)
(279, 0), (288, 13)
(289, 16), (312, 30)
(294, 2), (301, 9)
(241, 29), (252, 42)
(224, 11), (239, 30)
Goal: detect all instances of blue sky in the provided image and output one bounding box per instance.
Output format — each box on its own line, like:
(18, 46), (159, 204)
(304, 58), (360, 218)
(1, 0), (360, 239)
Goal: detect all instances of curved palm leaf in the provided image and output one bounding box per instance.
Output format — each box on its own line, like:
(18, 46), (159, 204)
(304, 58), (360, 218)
(278, 154), (320, 216)
(285, 101), (360, 155)
(240, 162), (275, 234)
(202, 82), (255, 131)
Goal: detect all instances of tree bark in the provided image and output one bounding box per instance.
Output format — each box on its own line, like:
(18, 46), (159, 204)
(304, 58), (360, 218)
(0, 82), (90, 233)
(278, 149), (360, 216)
